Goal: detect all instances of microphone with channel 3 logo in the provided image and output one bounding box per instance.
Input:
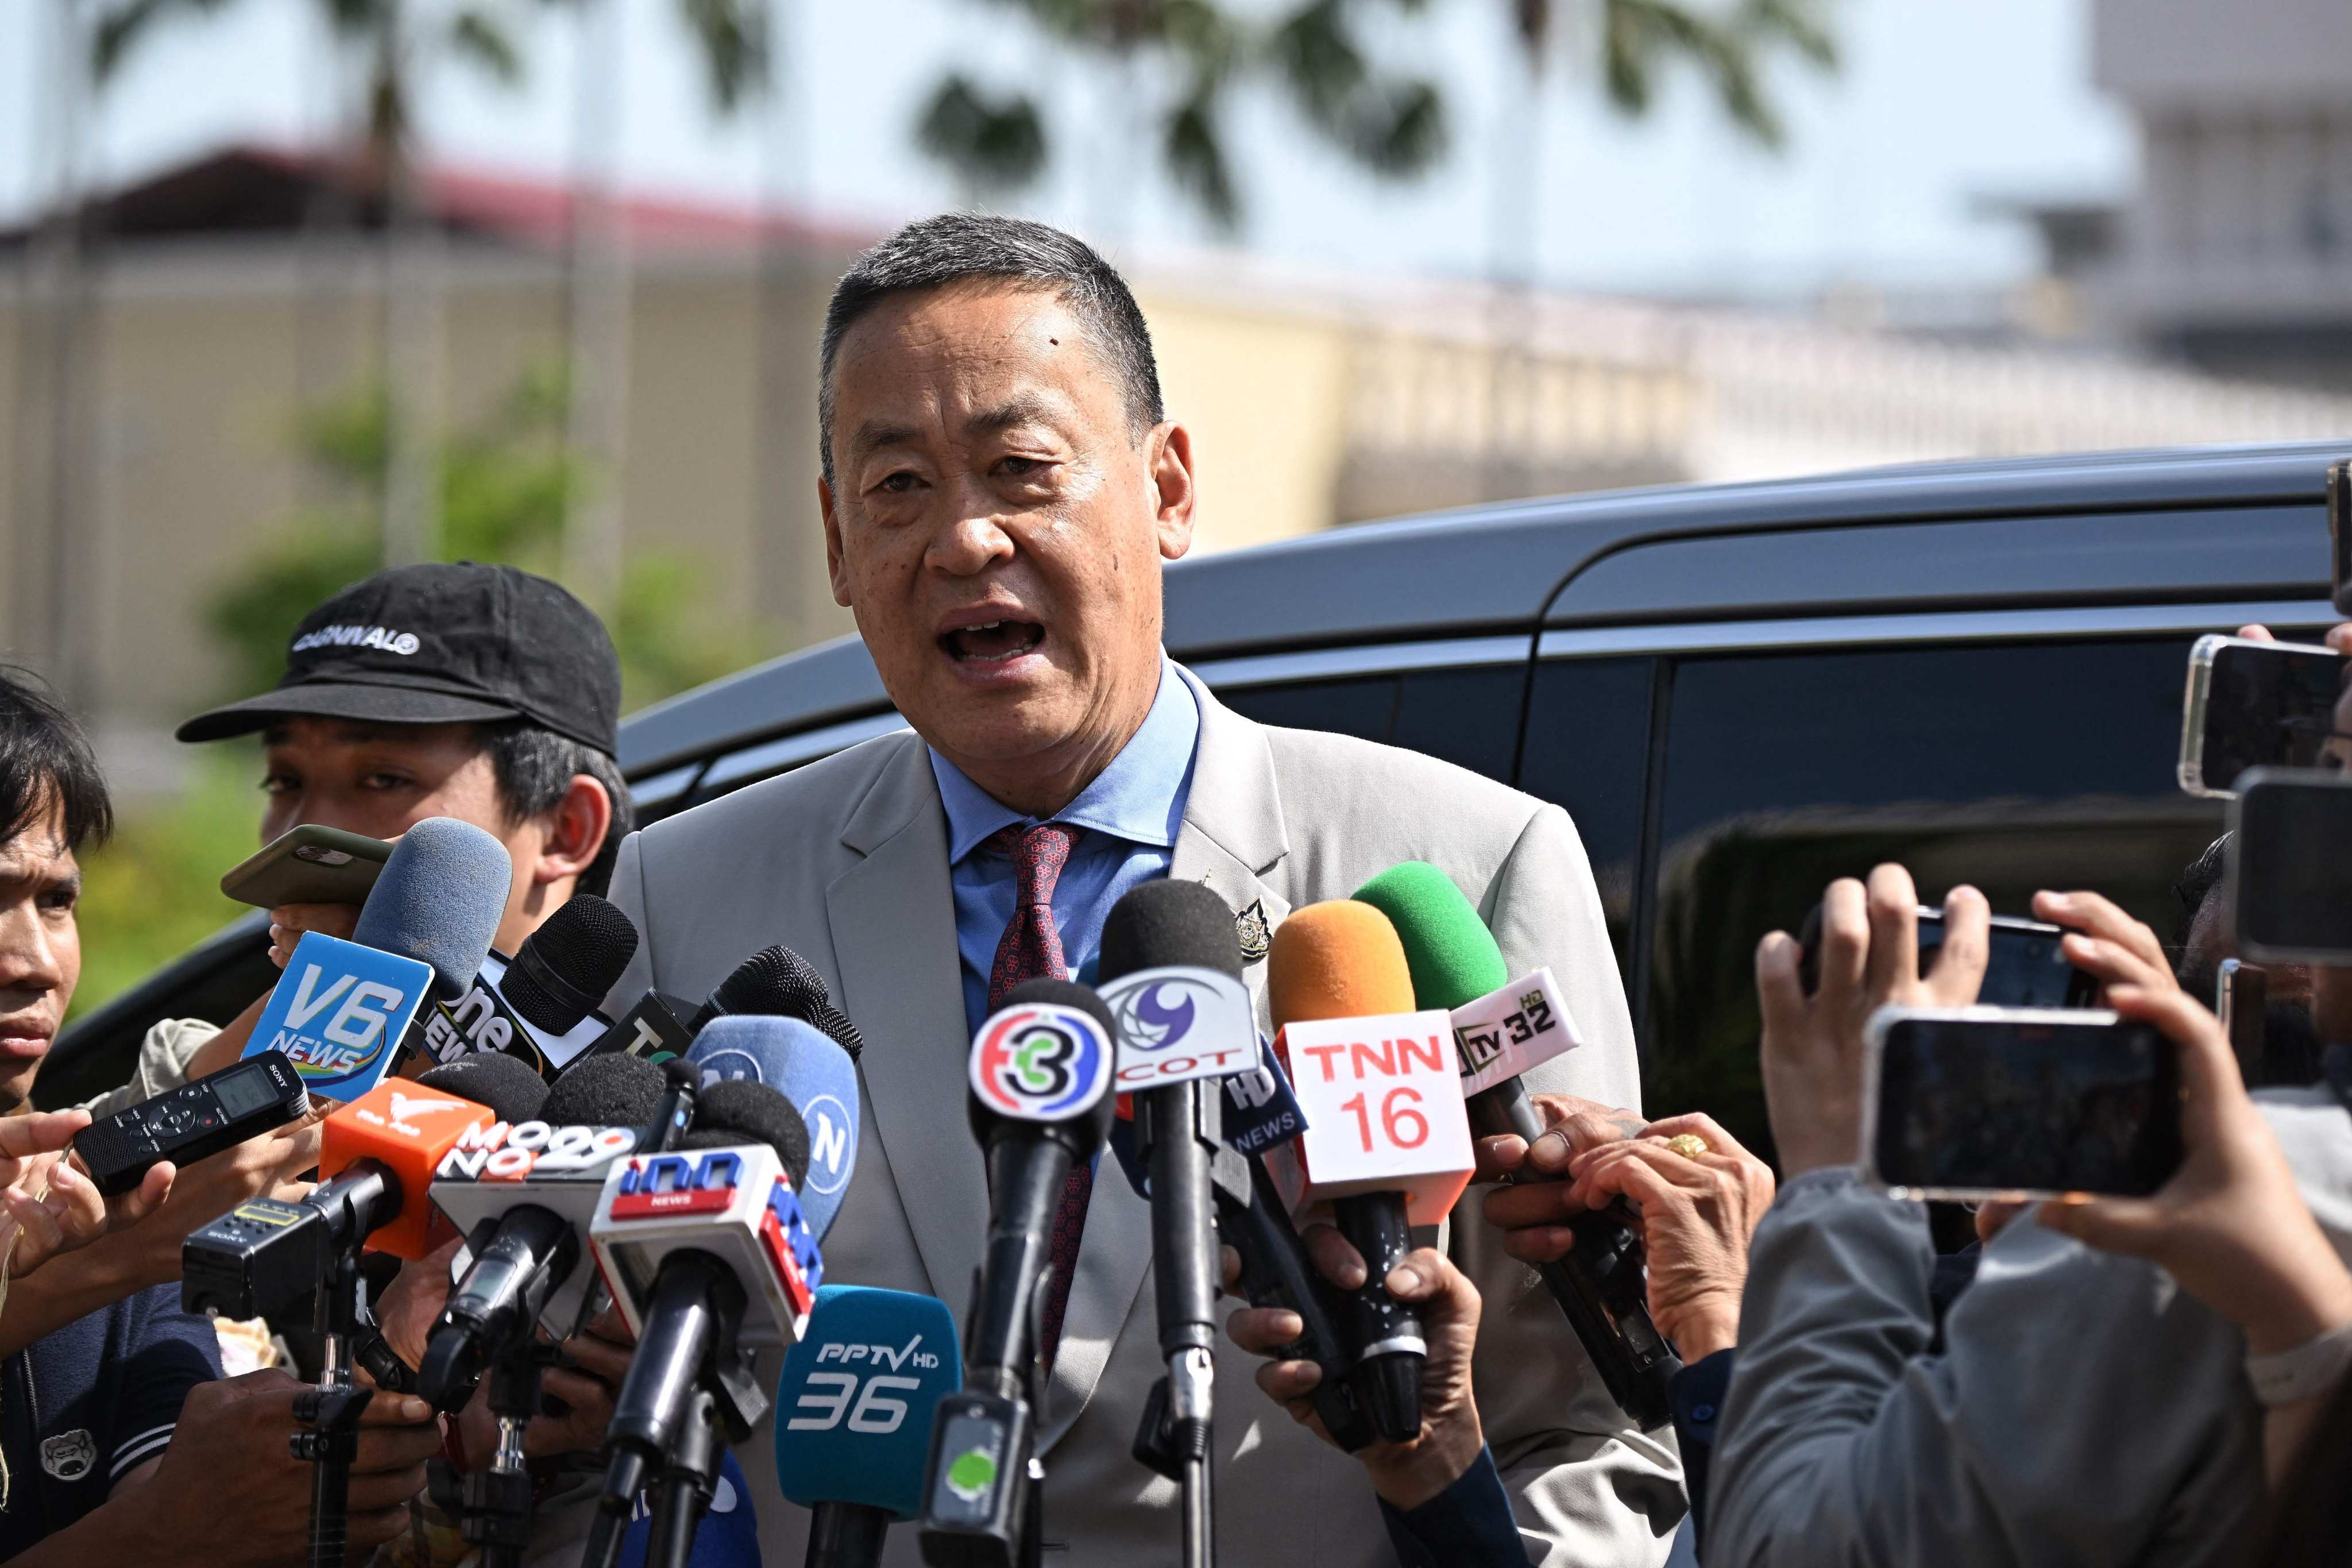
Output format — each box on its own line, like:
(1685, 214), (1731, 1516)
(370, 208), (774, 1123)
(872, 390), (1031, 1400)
(920, 979), (1118, 1568)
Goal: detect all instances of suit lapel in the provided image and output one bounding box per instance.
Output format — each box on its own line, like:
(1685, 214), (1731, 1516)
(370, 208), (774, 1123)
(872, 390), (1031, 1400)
(1040, 667), (1292, 1451)
(824, 736), (988, 1307)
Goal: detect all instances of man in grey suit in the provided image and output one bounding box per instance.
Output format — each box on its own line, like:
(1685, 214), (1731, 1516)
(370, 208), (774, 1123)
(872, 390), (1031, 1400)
(604, 213), (1683, 1565)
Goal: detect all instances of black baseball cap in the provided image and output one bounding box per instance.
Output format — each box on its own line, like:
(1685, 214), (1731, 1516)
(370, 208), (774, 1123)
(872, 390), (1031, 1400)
(177, 562), (621, 755)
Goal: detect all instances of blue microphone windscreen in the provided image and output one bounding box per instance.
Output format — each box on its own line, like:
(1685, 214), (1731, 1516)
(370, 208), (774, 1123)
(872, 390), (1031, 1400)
(689, 1014), (860, 1239)
(773, 1287), (961, 1519)
(351, 817), (511, 1003)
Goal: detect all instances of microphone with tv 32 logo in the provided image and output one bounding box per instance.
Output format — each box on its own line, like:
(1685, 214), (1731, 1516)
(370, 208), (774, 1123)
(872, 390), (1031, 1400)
(918, 979), (1119, 1568)
(420, 893), (640, 1080)
(582, 1082), (823, 1568)
(775, 1286), (962, 1568)
(1264, 900), (1478, 1446)
(243, 817), (513, 1103)
(1355, 862), (1678, 1431)
(686, 1014), (861, 1240)
(418, 1053), (669, 1413)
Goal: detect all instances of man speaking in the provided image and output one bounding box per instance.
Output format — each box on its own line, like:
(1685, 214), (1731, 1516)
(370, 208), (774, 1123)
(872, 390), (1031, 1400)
(605, 214), (1682, 1563)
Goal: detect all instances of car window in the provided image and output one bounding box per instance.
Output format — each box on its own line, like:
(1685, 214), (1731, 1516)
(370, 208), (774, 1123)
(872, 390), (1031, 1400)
(1214, 664), (1526, 783)
(1642, 635), (2225, 1164)
(1515, 656), (1656, 995)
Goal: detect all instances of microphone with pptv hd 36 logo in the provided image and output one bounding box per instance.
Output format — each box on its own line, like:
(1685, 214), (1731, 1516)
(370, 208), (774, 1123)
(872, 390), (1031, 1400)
(1095, 879), (1255, 1563)
(583, 1080), (822, 1568)
(919, 978), (1118, 1568)
(1266, 901), (1477, 1446)
(1354, 861), (1677, 1430)
(419, 1052), (667, 1412)
(776, 1285), (963, 1568)
(688, 1014), (861, 1240)
(244, 817), (513, 1102)
(423, 893), (640, 1078)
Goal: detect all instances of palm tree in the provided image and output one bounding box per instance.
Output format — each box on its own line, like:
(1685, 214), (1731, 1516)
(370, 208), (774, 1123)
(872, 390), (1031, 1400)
(917, 0), (1449, 232)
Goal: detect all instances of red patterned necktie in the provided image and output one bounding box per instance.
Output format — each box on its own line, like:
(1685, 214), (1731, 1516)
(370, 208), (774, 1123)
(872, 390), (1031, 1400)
(983, 822), (1091, 1372)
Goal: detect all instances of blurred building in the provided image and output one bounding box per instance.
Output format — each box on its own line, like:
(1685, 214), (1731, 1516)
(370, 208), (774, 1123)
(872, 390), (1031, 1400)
(2010, 0), (2352, 389)
(7, 142), (2352, 781)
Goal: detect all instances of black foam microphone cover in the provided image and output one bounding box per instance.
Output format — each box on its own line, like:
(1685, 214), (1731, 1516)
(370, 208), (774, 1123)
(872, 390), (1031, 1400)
(1098, 878), (1243, 982)
(770, 946), (865, 1061)
(544, 1052), (668, 1129)
(416, 1053), (549, 1125)
(683, 1079), (812, 1189)
(689, 945), (799, 1032)
(504, 894), (639, 1036)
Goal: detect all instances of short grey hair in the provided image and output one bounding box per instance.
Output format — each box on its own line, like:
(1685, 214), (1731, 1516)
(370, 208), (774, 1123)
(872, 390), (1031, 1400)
(818, 213), (1165, 485)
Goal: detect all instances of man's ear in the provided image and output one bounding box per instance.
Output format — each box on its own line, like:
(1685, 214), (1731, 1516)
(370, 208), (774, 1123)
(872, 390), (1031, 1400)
(821, 477), (853, 608)
(1149, 422), (1198, 563)
(530, 774), (615, 886)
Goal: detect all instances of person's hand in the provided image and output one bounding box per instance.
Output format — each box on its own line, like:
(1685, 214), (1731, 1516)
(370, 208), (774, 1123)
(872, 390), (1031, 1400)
(2238, 622), (2352, 656)
(452, 1304), (633, 1461)
(1223, 1230), (1484, 1511)
(373, 1240), (461, 1373)
(1476, 1095), (1647, 1266)
(105, 1111), (325, 1287)
(0, 1111), (175, 1279)
(1563, 1112), (1773, 1362)
(2038, 985), (2352, 1356)
(2032, 889), (2179, 1000)
(117, 1371), (439, 1563)
(1755, 866), (1990, 1177)
(267, 901), (362, 969)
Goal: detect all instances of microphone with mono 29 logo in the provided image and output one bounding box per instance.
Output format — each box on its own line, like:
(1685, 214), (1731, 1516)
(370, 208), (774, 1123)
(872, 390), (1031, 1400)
(1355, 861), (1678, 1430)
(919, 979), (1119, 1568)
(775, 1286), (963, 1568)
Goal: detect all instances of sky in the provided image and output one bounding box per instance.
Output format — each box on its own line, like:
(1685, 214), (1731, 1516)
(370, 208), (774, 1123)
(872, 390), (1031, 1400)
(0, 0), (2137, 300)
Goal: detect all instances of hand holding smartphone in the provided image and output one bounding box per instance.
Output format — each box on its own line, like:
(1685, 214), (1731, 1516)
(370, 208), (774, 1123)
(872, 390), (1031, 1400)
(2178, 635), (2349, 798)
(1798, 902), (2098, 1009)
(219, 824), (391, 909)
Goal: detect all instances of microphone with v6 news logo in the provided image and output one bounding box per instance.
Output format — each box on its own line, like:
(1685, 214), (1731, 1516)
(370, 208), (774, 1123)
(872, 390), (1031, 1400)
(242, 817), (512, 1101)
(776, 1285), (963, 1568)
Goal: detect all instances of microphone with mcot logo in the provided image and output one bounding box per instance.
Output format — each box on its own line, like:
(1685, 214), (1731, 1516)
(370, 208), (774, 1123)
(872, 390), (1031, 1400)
(775, 1286), (964, 1568)
(1355, 861), (1679, 1430)
(242, 816), (513, 1103)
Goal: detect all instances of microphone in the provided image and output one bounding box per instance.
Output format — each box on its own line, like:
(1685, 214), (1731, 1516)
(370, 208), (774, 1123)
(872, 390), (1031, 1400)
(775, 1286), (962, 1568)
(1354, 862), (1677, 1430)
(687, 946), (805, 1033)
(589, 943), (816, 1068)
(1094, 879), (1255, 1561)
(183, 1057), (549, 1320)
(1265, 901), (1476, 1445)
(423, 894), (641, 1079)
(688, 1014), (862, 1240)
(763, 945), (866, 1061)
(584, 1080), (822, 1568)
(419, 1053), (667, 1411)
(918, 978), (1118, 1567)
(246, 817), (513, 1101)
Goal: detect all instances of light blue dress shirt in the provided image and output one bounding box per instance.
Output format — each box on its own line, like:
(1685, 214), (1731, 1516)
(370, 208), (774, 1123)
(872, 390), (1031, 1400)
(928, 656), (1202, 1036)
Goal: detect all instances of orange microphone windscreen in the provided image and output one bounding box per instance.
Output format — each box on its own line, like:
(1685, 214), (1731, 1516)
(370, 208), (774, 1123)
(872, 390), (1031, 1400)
(318, 1079), (499, 1259)
(1267, 901), (1416, 1029)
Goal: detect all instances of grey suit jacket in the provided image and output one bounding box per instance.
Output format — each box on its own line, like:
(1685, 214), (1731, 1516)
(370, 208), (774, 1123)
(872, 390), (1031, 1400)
(1705, 1087), (2352, 1568)
(605, 664), (1685, 1566)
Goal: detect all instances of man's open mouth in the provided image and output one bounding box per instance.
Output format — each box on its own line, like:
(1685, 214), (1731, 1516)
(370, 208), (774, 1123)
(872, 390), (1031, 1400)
(941, 620), (1046, 663)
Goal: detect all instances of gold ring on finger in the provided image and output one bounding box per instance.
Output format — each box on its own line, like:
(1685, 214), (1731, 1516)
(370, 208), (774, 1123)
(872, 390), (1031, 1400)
(1666, 1134), (1710, 1160)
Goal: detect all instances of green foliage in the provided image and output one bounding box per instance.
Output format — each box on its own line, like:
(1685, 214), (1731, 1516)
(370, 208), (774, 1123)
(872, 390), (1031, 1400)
(67, 752), (258, 1021)
(918, 0), (1447, 231)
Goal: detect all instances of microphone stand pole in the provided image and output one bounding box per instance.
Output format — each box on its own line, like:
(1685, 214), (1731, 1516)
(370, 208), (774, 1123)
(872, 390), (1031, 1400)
(460, 1340), (550, 1568)
(646, 1387), (723, 1568)
(293, 1247), (376, 1568)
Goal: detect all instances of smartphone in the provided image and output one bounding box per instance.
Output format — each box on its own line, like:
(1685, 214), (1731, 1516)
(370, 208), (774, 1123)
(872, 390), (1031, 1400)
(1798, 904), (2098, 1008)
(2216, 959), (2266, 1083)
(219, 824), (392, 909)
(2230, 767), (2352, 963)
(2330, 459), (2352, 617)
(1860, 1006), (2183, 1202)
(2178, 635), (2349, 798)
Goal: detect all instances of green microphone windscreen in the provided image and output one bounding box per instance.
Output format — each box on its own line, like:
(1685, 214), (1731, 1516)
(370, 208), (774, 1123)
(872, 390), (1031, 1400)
(1353, 862), (1509, 1011)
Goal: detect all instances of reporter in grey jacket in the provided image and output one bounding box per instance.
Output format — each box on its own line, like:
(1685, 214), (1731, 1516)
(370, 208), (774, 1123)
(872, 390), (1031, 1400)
(1706, 866), (2352, 1568)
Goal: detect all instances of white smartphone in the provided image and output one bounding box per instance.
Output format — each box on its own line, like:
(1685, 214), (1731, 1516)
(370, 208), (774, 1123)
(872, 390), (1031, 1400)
(2178, 634), (2347, 798)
